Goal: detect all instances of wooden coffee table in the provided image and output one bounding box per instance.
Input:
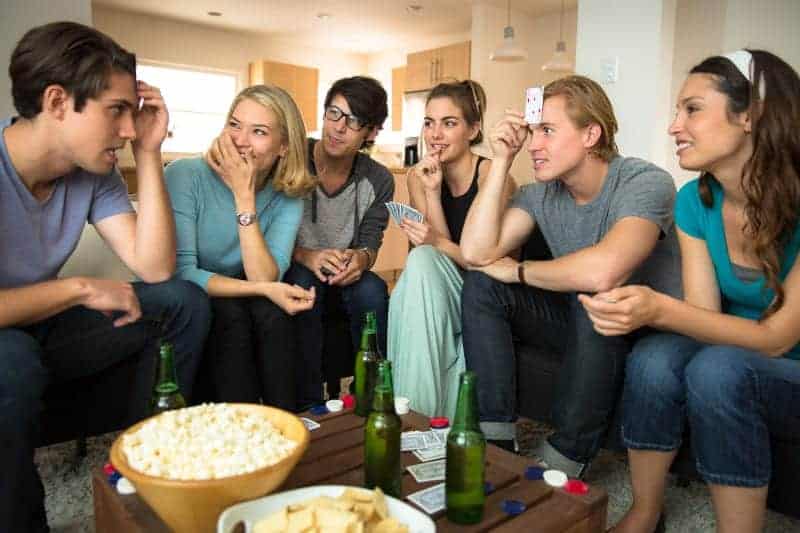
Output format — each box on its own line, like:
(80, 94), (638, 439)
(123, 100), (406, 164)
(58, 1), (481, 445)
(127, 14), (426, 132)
(93, 409), (607, 532)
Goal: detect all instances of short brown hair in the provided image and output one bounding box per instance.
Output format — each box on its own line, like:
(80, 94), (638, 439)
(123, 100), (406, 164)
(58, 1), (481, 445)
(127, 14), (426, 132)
(544, 75), (619, 161)
(9, 21), (136, 119)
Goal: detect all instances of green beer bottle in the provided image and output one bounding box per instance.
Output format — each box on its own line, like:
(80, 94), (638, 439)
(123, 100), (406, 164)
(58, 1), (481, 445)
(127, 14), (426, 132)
(150, 341), (186, 415)
(354, 311), (380, 417)
(446, 371), (485, 524)
(364, 360), (401, 498)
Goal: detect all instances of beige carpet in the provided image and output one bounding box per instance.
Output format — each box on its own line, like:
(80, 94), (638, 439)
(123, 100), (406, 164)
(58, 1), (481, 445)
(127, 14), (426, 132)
(37, 420), (800, 532)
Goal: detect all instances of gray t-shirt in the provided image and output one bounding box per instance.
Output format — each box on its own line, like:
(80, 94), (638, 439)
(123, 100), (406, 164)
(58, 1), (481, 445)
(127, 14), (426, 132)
(511, 155), (682, 297)
(0, 117), (133, 288)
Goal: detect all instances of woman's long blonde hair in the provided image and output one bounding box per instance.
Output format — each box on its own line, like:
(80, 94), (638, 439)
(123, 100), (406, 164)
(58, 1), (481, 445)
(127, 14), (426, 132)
(226, 85), (316, 197)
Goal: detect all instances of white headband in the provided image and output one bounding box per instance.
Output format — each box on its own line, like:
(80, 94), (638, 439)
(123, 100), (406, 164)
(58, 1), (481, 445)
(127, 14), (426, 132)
(722, 50), (766, 99)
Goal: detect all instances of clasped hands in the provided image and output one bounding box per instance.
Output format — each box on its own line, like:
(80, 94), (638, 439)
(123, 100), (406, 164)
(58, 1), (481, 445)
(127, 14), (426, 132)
(307, 248), (369, 286)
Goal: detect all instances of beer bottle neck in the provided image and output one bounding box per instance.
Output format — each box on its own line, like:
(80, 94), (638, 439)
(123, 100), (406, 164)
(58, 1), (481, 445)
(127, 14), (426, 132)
(371, 385), (395, 412)
(452, 379), (480, 430)
(155, 344), (180, 392)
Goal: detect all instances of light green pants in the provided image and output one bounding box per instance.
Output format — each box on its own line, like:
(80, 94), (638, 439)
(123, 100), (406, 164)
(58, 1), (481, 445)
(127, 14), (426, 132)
(387, 245), (465, 419)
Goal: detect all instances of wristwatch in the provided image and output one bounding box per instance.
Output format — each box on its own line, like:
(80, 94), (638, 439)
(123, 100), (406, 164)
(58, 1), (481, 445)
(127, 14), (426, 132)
(237, 212), (256, 226)
(357, 247), (374, 269)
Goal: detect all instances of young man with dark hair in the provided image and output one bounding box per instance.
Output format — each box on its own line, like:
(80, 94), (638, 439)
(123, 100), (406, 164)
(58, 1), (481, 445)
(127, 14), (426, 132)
(0, 22), (210, 531)
(285, 76), (393, 408)
(460, 76), (681, 477)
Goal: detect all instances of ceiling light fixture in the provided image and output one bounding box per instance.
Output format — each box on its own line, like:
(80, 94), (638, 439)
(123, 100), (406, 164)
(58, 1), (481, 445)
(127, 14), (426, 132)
(542, 0), (574, 72)
(316, 13), (332, 21)
(406, 4), (423, 15)
(490, 0), (528, 62)
(207, 11), (222, 17)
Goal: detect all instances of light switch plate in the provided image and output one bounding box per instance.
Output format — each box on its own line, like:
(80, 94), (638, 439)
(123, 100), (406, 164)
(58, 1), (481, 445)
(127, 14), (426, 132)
(601, 57), (619, 83)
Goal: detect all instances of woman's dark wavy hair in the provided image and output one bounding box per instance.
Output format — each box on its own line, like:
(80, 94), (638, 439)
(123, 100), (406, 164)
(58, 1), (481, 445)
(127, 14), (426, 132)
(691, 50), (800, 317)
(426, 79), (487, 146)
(10, 21), (136, 119)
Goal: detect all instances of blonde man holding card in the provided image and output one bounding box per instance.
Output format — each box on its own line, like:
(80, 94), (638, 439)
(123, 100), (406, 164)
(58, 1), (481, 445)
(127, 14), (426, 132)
(460, 76), (681, 475)
(387, 80), (516, 419)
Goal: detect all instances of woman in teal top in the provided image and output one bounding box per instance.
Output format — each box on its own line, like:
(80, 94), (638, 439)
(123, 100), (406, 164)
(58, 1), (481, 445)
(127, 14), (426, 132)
(580, 50), (800, 533)
(166, 85), (316, 411)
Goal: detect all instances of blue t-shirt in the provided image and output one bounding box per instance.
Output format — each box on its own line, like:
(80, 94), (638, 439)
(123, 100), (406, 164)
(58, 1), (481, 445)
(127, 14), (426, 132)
(675, 178), (800, 359)
(0, 117), (133, 288)
(165, 157), (303, 290)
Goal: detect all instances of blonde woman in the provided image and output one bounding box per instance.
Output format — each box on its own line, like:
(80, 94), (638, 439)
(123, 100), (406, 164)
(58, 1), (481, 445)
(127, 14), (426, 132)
(165, 84), (316, 410)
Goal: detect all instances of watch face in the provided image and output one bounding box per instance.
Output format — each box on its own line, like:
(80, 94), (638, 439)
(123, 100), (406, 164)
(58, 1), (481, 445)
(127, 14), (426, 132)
(237, 213), (256, 226)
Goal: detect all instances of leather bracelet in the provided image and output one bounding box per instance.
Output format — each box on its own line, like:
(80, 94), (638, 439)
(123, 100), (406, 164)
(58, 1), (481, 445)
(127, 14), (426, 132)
(517, 261), (526, 285)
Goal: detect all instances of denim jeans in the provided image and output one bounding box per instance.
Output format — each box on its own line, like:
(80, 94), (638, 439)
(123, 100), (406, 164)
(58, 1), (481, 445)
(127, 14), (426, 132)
(461, 271), (636, 464)
(201, 296), (296, 410)
(284, 262), (388, 408)
(0, 279), (210, 532)
(623, 333), (800, 487)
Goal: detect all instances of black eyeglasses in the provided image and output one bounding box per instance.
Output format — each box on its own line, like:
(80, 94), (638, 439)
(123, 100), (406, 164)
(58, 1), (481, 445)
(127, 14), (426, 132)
(324, 105), (367, 131)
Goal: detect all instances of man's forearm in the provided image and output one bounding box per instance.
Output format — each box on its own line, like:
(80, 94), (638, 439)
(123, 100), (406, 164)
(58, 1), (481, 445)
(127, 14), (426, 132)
(131, 149), (176, 280)
(0, 278), (89, 328)
(460, 157), (512, 263)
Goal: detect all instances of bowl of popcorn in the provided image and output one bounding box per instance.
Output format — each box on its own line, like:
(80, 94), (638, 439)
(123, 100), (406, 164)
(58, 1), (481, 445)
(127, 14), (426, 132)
(110, 403), (309, 533)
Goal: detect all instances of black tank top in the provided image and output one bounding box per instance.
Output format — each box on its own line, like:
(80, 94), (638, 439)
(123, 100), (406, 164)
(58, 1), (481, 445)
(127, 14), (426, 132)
(441, 156), (487, 244)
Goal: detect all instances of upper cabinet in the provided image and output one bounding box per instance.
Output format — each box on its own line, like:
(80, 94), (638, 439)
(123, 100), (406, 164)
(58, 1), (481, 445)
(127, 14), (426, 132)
(249, 60), (319, 132)
(405, 41), (471, 92)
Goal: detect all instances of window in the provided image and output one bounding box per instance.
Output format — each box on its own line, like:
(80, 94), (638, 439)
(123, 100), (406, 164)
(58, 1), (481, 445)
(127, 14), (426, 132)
(136, 62), (238, 153)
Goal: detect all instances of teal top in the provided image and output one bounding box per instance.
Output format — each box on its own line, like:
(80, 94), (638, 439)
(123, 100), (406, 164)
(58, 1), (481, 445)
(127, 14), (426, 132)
(165, 157), (303, 290)
(675, 178), (800, 359)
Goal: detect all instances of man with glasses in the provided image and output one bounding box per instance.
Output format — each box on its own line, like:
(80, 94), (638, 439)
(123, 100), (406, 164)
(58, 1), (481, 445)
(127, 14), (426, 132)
(286, 76), (394, 408)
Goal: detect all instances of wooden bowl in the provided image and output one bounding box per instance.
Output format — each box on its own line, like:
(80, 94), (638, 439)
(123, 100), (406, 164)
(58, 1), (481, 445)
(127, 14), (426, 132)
(110, 404), (309, 533)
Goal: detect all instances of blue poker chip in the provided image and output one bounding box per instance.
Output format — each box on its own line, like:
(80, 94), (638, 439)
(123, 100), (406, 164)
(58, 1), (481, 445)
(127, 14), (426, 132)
(309, 404), (329, 416)
(501, 499), (526, 516)
(107, 471), (123, 486)
(484, 481), (495, 494)
(525, 466), (546, 480)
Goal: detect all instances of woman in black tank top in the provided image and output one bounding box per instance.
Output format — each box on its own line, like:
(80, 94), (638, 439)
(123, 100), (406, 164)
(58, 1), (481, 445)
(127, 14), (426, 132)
(386, 81), (516, 419)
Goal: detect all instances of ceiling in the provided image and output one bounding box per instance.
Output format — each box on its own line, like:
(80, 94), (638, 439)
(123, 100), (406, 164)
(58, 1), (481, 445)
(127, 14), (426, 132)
(92, 0), (578, 53)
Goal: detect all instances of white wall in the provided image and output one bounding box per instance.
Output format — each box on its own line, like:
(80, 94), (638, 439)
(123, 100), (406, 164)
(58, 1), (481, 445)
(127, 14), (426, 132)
(0, 0), (92, 116)
(575, 0), (677, 169)
(471, 0), (578, 184)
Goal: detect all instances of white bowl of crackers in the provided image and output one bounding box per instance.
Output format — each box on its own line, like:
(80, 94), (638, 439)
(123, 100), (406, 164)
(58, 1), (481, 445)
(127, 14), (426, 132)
(217, 485), (436, 533)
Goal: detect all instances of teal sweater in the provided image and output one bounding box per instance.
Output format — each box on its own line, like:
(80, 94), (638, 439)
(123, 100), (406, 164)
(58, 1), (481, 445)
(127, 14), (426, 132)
(165, 157), (303, 290)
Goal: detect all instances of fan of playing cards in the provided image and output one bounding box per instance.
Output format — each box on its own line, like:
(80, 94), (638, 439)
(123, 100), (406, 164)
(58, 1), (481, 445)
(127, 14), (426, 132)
(385, 202), (424, 225)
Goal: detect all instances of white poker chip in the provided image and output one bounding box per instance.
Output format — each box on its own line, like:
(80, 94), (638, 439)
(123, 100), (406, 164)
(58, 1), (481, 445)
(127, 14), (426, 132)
(326, 399), (344, 412)
(116, 476), (136, 495)
(394, 396), (410, 415)
(543, 469), (568, 488)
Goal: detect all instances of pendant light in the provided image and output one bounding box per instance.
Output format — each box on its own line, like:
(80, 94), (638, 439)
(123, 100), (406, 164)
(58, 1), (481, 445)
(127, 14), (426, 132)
(490, 0), (528, 62)
(542, 0), (573, 72)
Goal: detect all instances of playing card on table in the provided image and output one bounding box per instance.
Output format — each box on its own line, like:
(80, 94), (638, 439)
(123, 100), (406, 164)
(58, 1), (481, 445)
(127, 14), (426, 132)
(408, 483), (446, 514)
(413, 446), (447, 462)
(525, 86), (544, 125)
(300, 417), (320, 431)
(401, 431), (428, 451)
(407, 459), (446, 483)
(421, 430), (444, 449)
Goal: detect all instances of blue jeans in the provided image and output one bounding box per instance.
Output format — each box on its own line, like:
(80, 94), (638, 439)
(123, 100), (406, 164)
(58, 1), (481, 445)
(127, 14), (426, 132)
(623, 333), (800, 487)
(461, 271), (637, 463)
(0, 279), (210, 532)
(284, 262), (388, 407)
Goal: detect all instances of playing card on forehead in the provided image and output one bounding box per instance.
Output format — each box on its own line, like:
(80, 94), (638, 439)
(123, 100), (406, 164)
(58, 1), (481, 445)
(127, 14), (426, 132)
(525, 86), (544, 125)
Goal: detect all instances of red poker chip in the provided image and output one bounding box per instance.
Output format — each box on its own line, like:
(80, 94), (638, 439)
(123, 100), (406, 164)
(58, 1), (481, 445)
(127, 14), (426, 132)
(103, 462), (116, 476)
(430, 417), (449, 429)
(564, 479), (589, 495)
(342, 394), (356, 409)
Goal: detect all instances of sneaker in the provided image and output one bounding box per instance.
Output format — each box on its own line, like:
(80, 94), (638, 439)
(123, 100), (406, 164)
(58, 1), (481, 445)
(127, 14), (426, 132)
(531, 439), (588, 479)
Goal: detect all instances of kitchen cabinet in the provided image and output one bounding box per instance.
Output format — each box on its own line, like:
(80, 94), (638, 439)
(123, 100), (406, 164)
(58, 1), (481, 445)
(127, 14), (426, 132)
(374, 168), (410, 275)
(249, 60), (319, 132)
(391, 66), (405, 131)
(404, 41), (471, 92)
